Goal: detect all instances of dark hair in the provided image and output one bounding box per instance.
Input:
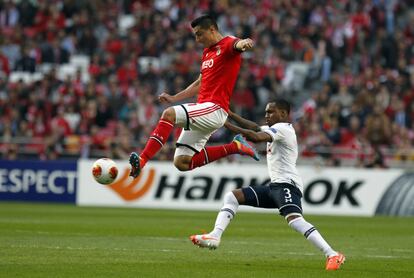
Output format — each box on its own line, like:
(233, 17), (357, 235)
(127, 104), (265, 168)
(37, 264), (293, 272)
(271, 99), (291, 114)
(191, 14), (218, 30)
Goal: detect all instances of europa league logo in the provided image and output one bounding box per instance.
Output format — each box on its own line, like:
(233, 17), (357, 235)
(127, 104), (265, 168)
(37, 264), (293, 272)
(375, 173), (414, 216)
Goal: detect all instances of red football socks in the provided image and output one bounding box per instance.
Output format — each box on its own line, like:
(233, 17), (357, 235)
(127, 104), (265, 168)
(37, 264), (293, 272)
(140, 119), (174, 167)
(189, 142), (238, 170)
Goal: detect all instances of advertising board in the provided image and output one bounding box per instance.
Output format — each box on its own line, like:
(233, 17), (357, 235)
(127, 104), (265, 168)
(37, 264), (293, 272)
(77, 160), (411, 216)
(0, 160), (77, 203)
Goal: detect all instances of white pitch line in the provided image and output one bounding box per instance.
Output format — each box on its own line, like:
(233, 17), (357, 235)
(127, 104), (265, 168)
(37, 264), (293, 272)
(7, 244), (187, 253)
(4, 244), (413, 259)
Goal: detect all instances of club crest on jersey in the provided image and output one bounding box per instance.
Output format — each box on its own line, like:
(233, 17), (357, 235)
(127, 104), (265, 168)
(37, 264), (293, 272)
(270, 128), (277, 134)
(216, 46), (221, 56)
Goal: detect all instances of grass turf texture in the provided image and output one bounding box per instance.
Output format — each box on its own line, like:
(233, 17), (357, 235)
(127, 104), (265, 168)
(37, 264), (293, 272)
(0, 202), (413, 278)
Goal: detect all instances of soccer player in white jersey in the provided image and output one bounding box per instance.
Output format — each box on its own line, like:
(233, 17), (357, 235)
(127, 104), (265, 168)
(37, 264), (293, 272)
(190, 99), (345, 271)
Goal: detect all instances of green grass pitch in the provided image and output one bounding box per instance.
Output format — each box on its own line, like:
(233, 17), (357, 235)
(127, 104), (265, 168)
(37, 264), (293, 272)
(0, 202), (413, 278)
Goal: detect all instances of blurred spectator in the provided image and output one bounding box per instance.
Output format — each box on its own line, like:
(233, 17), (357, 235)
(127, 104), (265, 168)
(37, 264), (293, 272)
(365, 105), (392, 146)
(41, 38), (70, 64)
(78, 27), (98, 56)
(364, 147), (388, 169)
(17, 0), (37, 27)
(232, 79), (256, 120)
(0, 50), (10, 76)
(15, 46), (36, 72)
(1, 36), (20, 69)
(0, 1), (19, 28)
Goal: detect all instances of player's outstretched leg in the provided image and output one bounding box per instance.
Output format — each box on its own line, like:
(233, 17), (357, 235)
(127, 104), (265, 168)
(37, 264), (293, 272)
(326, 252), (346, 270)
(188, 135), (259, 170)
(190, 192), (239, 250)
(129, 117), (174, 178)
(233, 134), (260, 161)
(288, 216), (345, 270)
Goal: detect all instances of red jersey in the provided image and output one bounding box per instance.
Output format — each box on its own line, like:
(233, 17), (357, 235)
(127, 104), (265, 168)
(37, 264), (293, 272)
(198, 36), (242, 112)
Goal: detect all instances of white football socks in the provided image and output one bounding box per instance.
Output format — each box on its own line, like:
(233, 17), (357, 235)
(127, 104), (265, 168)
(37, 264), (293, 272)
(288, 217), (337, 257)
(210, 192), (239, 239)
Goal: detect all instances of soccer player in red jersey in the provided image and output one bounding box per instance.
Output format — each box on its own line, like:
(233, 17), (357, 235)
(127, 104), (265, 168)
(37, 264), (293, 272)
(129, 14), (259, 178)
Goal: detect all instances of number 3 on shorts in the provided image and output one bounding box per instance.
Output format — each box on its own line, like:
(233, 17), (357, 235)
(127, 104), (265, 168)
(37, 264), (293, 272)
(284, 188), (293, 203)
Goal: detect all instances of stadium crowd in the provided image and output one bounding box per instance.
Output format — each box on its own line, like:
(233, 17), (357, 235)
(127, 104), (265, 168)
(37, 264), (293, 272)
(0, 0), (413, 167)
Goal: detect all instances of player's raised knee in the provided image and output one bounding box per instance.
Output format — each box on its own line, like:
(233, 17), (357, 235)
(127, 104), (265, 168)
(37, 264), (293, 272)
(173, 159), (191, 171)
(161, 107), (176, 123)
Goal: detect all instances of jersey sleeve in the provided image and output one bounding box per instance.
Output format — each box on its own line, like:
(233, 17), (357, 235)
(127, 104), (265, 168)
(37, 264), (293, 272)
(261, 124), (284, 142)
(226, 36), (241, 54)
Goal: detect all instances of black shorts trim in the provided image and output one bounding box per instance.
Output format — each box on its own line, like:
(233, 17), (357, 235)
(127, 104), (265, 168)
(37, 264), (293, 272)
(175, 142), (199, 153)
(180, 104), (190, 130)
(279, 203), (302, 212)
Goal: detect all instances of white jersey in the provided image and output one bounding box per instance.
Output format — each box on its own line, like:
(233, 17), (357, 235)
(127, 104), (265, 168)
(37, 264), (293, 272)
(261, 123), (304, 192)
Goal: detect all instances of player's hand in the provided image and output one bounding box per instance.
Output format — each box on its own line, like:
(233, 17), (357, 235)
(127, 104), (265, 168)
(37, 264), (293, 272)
(158, 93), (175, 104)
(238, 38), (254, 51)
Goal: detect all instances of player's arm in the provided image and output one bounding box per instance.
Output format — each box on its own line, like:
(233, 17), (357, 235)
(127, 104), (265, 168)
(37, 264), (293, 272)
(234, 38), (254, 52)
(159, 74), (201, 104)
(225, 121), (272, 143)
(227, 110), (261, 131)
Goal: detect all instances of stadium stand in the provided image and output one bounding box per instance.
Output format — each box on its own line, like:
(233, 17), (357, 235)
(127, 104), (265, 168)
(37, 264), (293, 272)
(0, 0), (413, 168)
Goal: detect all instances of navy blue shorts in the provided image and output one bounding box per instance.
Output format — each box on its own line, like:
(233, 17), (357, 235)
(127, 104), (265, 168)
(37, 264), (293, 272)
(242, 183), (303, 217)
